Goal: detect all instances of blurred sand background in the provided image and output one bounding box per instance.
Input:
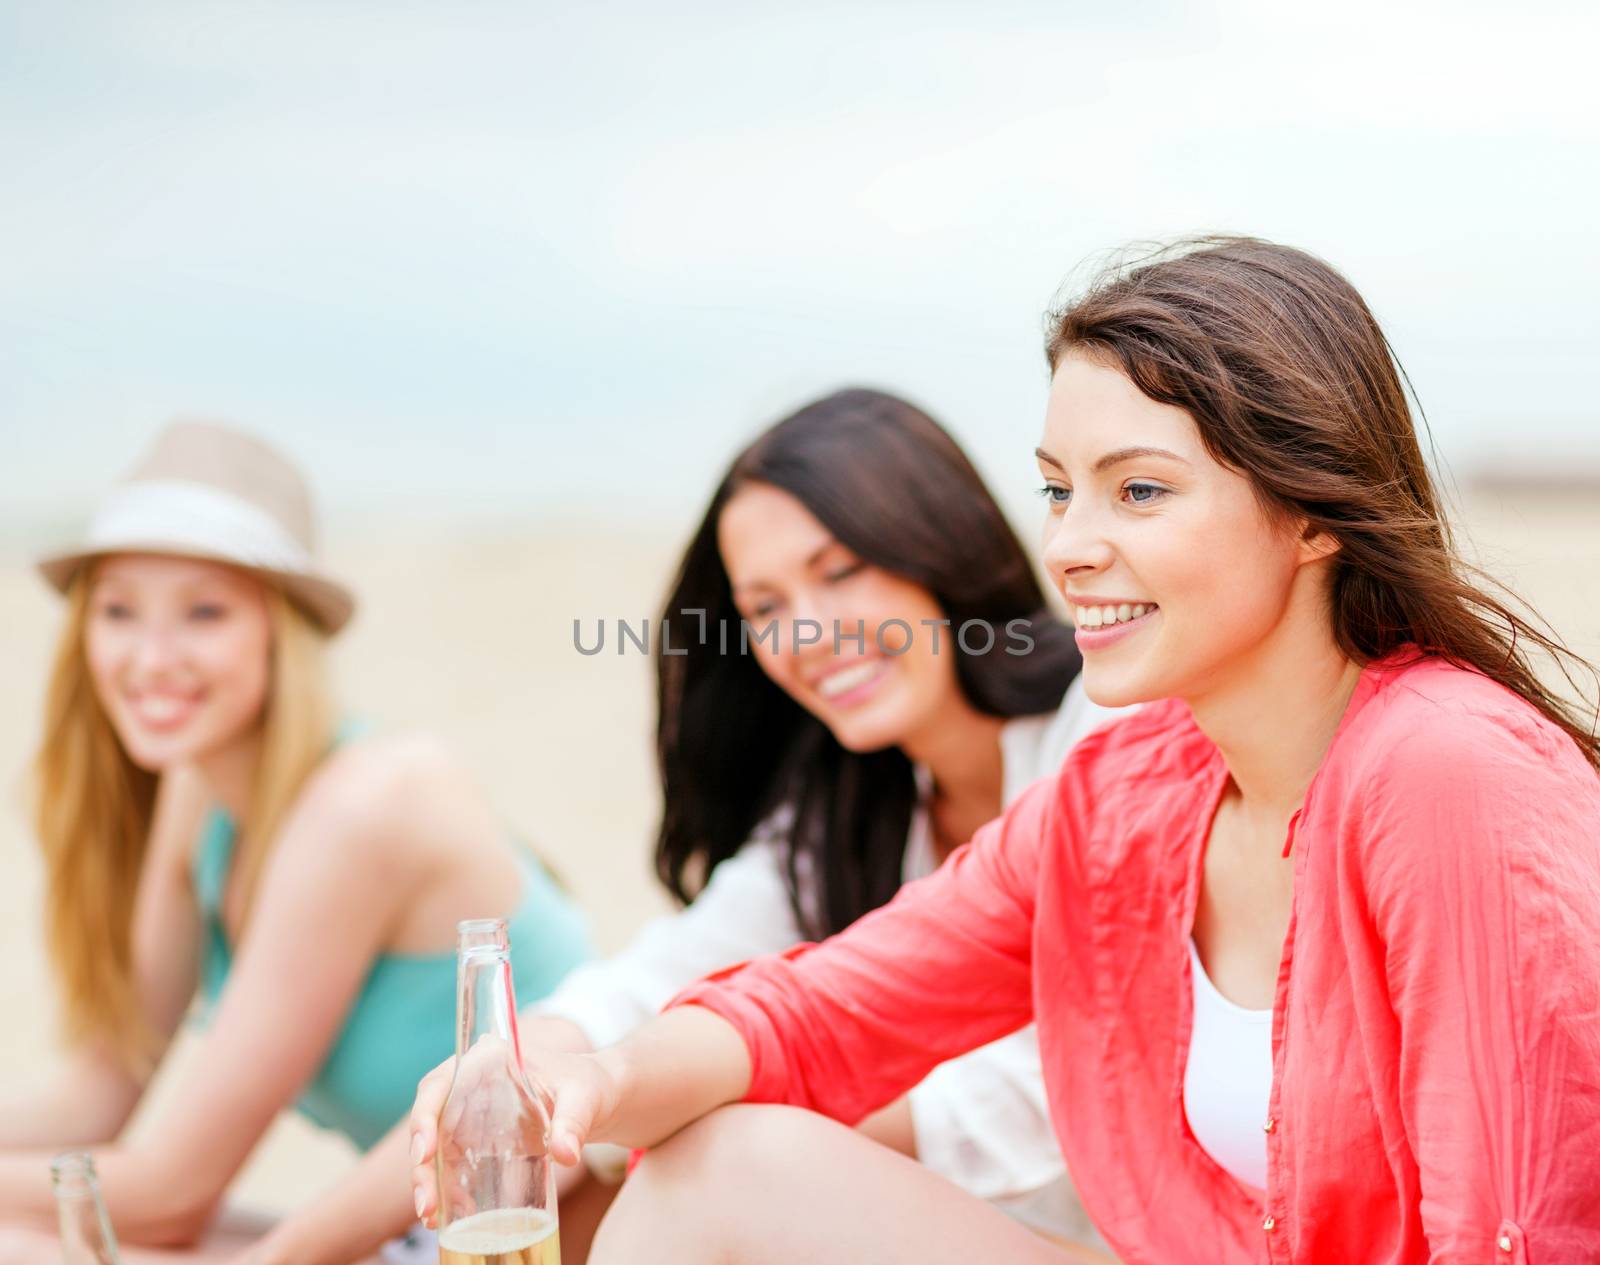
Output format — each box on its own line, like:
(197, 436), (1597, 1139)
(0, 484), (1596, 1212)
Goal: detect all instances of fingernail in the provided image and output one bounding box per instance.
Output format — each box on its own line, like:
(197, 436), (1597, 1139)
(415, 1188), (427, 1219)
(411, 1132), (425, 1164)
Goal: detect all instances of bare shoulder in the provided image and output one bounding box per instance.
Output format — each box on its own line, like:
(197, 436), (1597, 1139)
(282, 730), (497, 869)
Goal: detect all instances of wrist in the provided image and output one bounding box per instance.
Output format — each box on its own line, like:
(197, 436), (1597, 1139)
(522, 1014), (594, 1056)
(589, 1044), (633, 1144)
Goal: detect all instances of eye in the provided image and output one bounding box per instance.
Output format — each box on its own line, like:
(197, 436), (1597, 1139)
(1122, 482), (1170, 505)
(1036, 483), (1071, 508)
(824, 560), (865, 584)
(188, 603), (229, 621)
(96, 601), (133, 621)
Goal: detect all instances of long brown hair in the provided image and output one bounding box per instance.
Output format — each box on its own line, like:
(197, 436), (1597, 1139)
(1045, 236), (1599, 768)
(32, 571), (334, 1072)
(655, 388), (1083, 938)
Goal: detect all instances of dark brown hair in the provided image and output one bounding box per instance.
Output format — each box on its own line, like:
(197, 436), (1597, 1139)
(1045, 236), (1598, 768)
(654, 388), (1082, 937)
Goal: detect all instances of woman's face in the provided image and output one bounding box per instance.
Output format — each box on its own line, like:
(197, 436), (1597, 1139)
(84, 554), (273, 771)
(718, 483), (960, 753)
(1037, 352), (1326, 709)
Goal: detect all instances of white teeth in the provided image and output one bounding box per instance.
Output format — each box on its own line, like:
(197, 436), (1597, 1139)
(816, 661), (883, 699)
(1074, 603), (1156, 629)
(134, 695), (195, 723)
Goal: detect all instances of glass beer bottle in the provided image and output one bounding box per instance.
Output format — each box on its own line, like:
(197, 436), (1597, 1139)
(435, 918), (560, 1265)
(51, 1151), (121, 1265)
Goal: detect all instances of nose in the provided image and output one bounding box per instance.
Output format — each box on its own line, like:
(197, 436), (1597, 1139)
(1040, 501), (1116, 593)
(786, 588), (833, 659)
(127, 622), (186, 682)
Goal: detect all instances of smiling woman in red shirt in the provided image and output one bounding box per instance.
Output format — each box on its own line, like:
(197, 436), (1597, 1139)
(412, 238), (1600, 1264)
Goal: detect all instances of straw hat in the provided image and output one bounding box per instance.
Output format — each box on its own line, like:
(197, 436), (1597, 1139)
(37, 420), (356, 634)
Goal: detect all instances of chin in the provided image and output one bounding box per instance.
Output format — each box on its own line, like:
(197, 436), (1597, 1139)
(824, 708), (912, 754)
(829, 725), (900, 754)
(1079, 661), (1164, 710)
(115, 732), (194, 773)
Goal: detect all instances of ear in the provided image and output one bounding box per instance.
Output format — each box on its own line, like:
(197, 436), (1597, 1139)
(1295, 523), (1340, 565)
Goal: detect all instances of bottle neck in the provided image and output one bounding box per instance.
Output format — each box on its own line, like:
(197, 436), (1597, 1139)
(456, 947), (524, 1062)
(51, 1154), (120, 1263)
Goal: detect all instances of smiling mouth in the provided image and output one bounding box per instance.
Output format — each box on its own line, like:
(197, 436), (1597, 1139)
(1073, 602), (1157, 629)
(125, 691), (203, 729)
(813, 658), (888, 700)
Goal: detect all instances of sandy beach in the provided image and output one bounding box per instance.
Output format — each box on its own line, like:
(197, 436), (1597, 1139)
(1, 487), (1596, 1213)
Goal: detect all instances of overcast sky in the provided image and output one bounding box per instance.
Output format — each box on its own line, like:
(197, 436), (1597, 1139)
(4, 0), (1597, 536)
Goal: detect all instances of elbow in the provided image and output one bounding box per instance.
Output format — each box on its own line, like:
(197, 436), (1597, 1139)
(129, 1205), (217, 1251)
(111, 1171), (226, 1249)
(130, 1203), (220, 1250)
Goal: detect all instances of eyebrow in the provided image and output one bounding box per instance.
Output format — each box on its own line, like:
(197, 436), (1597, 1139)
(1035, 445), (1191, 473)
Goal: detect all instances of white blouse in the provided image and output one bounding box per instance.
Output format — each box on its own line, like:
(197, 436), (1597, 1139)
(1183, 937), (1274, 1192)
(536, 676), (1126, 1240)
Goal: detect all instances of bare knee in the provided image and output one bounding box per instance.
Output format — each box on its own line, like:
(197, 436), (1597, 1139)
(594, 1105), (833, 1261)
(637, 1103), (823, 1192)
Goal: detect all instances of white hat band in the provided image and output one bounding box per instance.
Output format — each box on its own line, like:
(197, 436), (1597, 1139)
(85, 479), (316, 575)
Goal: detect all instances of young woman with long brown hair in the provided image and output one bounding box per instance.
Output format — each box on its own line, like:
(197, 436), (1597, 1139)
(412, 238), (1600, 1263)
(0, 422), (592, 1263)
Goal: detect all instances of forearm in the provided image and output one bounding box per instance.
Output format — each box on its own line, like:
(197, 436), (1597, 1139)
(0, 1145), (208, 1244)
(589, 1006), (751, 1150)
(239, 1123), (416, 1265)
(520, 1012), (594, 1056)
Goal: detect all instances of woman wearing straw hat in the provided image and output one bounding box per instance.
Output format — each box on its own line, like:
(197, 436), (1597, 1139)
(0, 421), (593, 1262)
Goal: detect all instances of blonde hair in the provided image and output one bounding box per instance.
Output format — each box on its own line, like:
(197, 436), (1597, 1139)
(32, 570), (335, 1072)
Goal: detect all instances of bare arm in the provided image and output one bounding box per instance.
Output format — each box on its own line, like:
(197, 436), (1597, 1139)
(586, 1006), (751, 1152)
(0, 756), (419, 1244)
(0, 767), (208, 1149)
(222, 1123), (417, 1265)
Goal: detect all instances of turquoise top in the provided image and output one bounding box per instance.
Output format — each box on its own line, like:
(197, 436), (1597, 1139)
(190, 808), (593, 1150)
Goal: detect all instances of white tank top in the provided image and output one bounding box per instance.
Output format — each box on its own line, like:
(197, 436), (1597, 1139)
(1183, 938), (1274, 1191)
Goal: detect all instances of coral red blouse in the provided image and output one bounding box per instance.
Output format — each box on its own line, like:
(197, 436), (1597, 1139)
(674, 653), (1600, 1263)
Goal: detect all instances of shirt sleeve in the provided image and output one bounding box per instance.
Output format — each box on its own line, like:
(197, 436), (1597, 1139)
(535, 836), (803, 1049)
(1361, 709), (1600, 1262)
(671, 770), (1055, 1129)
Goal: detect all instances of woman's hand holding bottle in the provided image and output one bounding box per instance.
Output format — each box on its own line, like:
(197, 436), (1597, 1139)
(409, 1006), (752, 1229)
(409, 1038), (622, 1227)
